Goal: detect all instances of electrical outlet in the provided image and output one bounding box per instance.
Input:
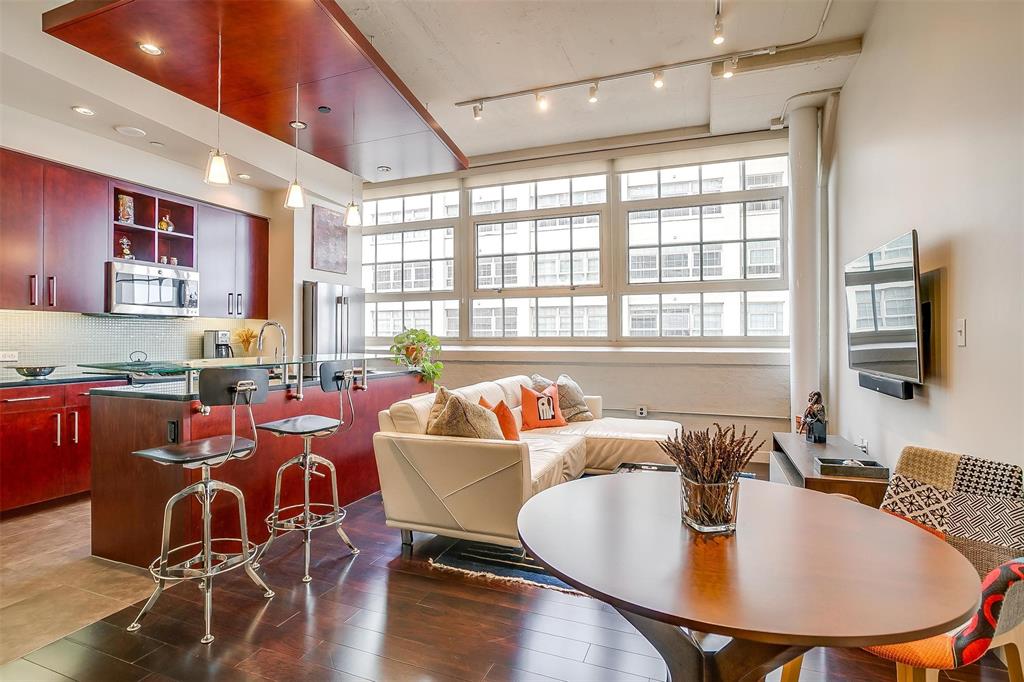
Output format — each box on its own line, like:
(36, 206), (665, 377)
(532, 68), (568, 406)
(636, 406), (648, 418)
(0, 351), (18, 362)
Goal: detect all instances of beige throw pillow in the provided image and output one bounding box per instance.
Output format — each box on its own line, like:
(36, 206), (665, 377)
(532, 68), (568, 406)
(531, 374), (594, 422)
(426, 389), (504, 439)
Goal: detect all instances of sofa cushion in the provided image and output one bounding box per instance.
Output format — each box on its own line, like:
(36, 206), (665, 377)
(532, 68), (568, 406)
(495, 375), (531, 408)
(451, 380), (507, 409)
(479, 397), (520, 441)
(531, 374), (594, 422)
(529, 417), (680, 472)
(520, 434), (586, 494)
(521, 384), (567, 430)
(426, 392), (504, 440)
(388, 392), (439, 434)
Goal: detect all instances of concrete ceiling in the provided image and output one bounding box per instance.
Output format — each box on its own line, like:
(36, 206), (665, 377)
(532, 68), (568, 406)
(336, 0), (877, 158)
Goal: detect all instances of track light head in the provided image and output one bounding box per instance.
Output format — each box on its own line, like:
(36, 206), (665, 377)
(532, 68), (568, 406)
(722, 56), (738, 79)
(588, 83), (599, 104)
(652, 70), (665, 89)
(473, 103), (483, 121)
(713, 16), (725, 45)
(536, 93), (549, 111)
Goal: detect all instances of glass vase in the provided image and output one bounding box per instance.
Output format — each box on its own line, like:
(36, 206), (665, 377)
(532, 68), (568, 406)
(679, 474), (740, 534)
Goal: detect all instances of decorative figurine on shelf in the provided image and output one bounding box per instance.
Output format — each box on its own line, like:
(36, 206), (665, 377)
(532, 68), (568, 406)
(159, 255), (168, 264)
(119, 235), (134, 260)
(157, 213), (175, 232)
(800, 390), (828, 443)
(117, 194), (134, 224)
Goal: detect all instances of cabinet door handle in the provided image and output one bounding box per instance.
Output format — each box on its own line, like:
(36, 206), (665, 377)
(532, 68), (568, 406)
(48, 276), (57, 307)
(55, 412), (61, 447)
(228, 292), (234, 316)
(236, 293), (242, 316)
(29, 274), (38, 306)
(71, 410), (79, 444)
(1, 396), (52, 403)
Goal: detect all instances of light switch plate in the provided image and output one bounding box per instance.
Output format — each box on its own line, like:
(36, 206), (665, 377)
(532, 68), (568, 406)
(0, 351), (18, 362)
(955, 318), (967, 347)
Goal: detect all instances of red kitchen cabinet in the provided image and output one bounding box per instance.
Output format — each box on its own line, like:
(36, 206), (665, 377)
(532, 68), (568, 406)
(64, 406), (91, 495)
(0, 408), (65, 511)
(234, 214), (269, 319)
(43, 164), (109, 312)
(0, 149), (45, 310)
(197, 206), (269, 319)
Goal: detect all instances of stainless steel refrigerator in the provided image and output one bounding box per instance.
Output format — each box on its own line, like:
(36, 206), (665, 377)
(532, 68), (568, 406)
(302, 282), (365, 367)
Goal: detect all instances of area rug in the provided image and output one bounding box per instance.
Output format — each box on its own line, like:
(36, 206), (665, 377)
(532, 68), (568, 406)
(428, 540), (581, 594)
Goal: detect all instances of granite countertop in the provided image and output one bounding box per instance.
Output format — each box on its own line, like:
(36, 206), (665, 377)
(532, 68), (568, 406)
(89, 368), (421, 401)
(0, 368), (129, 389)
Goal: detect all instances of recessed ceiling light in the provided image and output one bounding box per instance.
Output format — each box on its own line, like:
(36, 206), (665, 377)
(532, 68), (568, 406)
(114, 125), (147, 137)
(237, 173), (252, 180)
(138, 43), (163, 56)
(148, 141), (165, 148)
(317, 105), (332, 114)
(377, 165), (391, 174)
(71, 105), (95, 116)
(289, 120), (307, 129)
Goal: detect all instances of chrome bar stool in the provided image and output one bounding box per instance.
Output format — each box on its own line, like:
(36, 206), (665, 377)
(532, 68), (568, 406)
(127, 368), (274, 644)
(253, 360), (359, 582)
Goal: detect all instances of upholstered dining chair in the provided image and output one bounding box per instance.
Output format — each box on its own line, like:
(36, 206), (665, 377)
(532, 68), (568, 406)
(781, 446), (1024, 682)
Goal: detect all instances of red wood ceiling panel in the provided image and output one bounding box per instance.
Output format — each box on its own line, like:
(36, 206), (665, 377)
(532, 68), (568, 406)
(42, 0), (467, 181)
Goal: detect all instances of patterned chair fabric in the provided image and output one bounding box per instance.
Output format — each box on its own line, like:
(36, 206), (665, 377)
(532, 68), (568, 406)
(865, 446), (1024, 670)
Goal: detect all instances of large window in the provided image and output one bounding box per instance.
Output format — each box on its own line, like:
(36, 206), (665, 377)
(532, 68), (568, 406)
(362, 228), (454, 293)
(471, 296), (607, 338)
(621, 157), (787, 201)
(476, 215), (600, 289)
(362, 191), (459, 226)
(622, 291), (789, 337)
(471, 175), (606, 215)
(366, 300), (459, 338)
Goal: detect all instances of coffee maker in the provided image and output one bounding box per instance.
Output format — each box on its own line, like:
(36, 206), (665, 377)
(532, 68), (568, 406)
(203, 330), (234, 359)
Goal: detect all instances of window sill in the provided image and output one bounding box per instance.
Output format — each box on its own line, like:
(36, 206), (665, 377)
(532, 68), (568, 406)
(368, 344), (789, 366)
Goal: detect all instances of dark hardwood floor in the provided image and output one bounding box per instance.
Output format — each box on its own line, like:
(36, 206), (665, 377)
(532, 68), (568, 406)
(0, 492), (1009, 681)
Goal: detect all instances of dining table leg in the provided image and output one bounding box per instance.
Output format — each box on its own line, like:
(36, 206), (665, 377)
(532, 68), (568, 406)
(616, 608), (809, 682)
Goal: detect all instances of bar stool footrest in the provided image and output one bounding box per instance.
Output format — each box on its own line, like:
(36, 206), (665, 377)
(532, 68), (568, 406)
(148, 538), (259, 581)
(266, 503), (347, 533)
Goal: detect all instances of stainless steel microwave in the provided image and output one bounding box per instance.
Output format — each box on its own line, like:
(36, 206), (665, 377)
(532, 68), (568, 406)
(106, 261), (199, 317)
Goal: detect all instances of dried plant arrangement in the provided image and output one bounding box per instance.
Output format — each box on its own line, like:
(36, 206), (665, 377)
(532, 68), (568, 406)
(659, 424), (765, 484)
(659, 424), (766, 532)
(234, 327), (258, 354)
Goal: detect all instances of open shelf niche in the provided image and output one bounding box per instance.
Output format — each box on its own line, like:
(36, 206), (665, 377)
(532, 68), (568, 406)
(112, 185), (196, 268)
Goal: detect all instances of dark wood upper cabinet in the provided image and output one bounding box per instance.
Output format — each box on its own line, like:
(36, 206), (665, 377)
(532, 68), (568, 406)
(197, 204), (238, 319)
(0, 149), (45, 310)
(43, 164), (109, 313)
(234, 215), (269, 319)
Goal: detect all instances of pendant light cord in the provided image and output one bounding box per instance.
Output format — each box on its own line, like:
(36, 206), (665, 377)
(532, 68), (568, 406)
(294, 82), (300, 179)
(216, 32), (222, 151)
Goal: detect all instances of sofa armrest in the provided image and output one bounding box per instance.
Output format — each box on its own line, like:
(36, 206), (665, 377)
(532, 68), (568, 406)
(584, 395), (603, 419)
(372, 432), (533, 543)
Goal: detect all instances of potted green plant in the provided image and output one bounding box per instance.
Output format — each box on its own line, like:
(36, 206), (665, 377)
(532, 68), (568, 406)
(389, 328), (444, 383)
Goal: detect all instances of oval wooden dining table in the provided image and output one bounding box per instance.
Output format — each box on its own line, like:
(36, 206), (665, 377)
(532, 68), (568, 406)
(517, 472), (981, 682)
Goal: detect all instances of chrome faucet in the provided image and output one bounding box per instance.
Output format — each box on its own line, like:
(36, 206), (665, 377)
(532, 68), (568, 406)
(257, 321), (289, 387)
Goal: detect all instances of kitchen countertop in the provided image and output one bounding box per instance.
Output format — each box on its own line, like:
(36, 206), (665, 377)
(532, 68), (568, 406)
(89, 368), (421, 401)
(0, 368), (129, 389)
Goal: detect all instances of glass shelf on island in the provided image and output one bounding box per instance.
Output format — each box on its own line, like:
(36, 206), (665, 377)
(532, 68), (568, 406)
(78, 352), (398, 375)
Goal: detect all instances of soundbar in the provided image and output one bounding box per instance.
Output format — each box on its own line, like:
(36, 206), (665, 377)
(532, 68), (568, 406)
(858, 372), (914, 400)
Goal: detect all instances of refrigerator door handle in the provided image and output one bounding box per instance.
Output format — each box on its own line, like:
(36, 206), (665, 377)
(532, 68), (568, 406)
(338, 296), (348, 355)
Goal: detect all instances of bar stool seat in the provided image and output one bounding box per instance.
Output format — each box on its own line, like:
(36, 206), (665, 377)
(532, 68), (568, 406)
(257, 415), (339, 437)
(134, 436), (256, 465)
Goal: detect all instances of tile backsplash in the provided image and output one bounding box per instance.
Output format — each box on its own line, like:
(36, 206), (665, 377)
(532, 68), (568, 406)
(0, 310), (266, 366)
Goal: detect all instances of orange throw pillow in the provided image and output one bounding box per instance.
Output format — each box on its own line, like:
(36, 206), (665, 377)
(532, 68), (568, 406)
(520, 384), (567, 430)
(478, 397), (519, 441)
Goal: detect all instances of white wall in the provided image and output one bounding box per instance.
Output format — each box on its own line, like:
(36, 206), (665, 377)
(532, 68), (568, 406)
(829, 1), (1024, 464)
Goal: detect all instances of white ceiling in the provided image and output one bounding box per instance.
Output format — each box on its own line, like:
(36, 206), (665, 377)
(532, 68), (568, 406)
(336, 0), (877, 158)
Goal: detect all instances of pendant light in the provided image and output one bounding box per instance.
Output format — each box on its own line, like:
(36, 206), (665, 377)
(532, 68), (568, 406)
(343, 104), (362, 227)
(204, 32), (231, 185)
(284, 82), (306, 209)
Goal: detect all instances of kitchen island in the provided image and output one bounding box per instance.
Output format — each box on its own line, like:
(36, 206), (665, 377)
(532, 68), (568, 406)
(85, 356), (428, 568)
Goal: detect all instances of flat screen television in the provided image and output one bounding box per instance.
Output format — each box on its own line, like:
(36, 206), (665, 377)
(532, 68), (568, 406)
(843, 230), (923, 384)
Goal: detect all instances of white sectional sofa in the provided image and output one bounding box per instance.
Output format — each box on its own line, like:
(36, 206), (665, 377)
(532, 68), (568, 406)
(373, 375), (679, 547)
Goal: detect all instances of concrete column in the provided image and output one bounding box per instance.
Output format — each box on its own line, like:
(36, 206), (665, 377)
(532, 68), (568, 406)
(787, 106), (819, 429)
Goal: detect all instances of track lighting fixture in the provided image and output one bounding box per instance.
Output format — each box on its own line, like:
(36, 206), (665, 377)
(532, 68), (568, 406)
(536, 93), (549, 111)
(473, 103), (483, 120)
(588, 83), (599, 104)
(203, 32), (231, 186)
(722, 56), (738, 78)
(652, 70), (665, 89)
(713, 16), (725, 45)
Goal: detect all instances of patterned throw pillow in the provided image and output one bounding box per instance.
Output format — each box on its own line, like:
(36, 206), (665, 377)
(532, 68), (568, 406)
(531, 374), (593, 422)
(520, 384), (567, 430)
(426, 390), (503, 440)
